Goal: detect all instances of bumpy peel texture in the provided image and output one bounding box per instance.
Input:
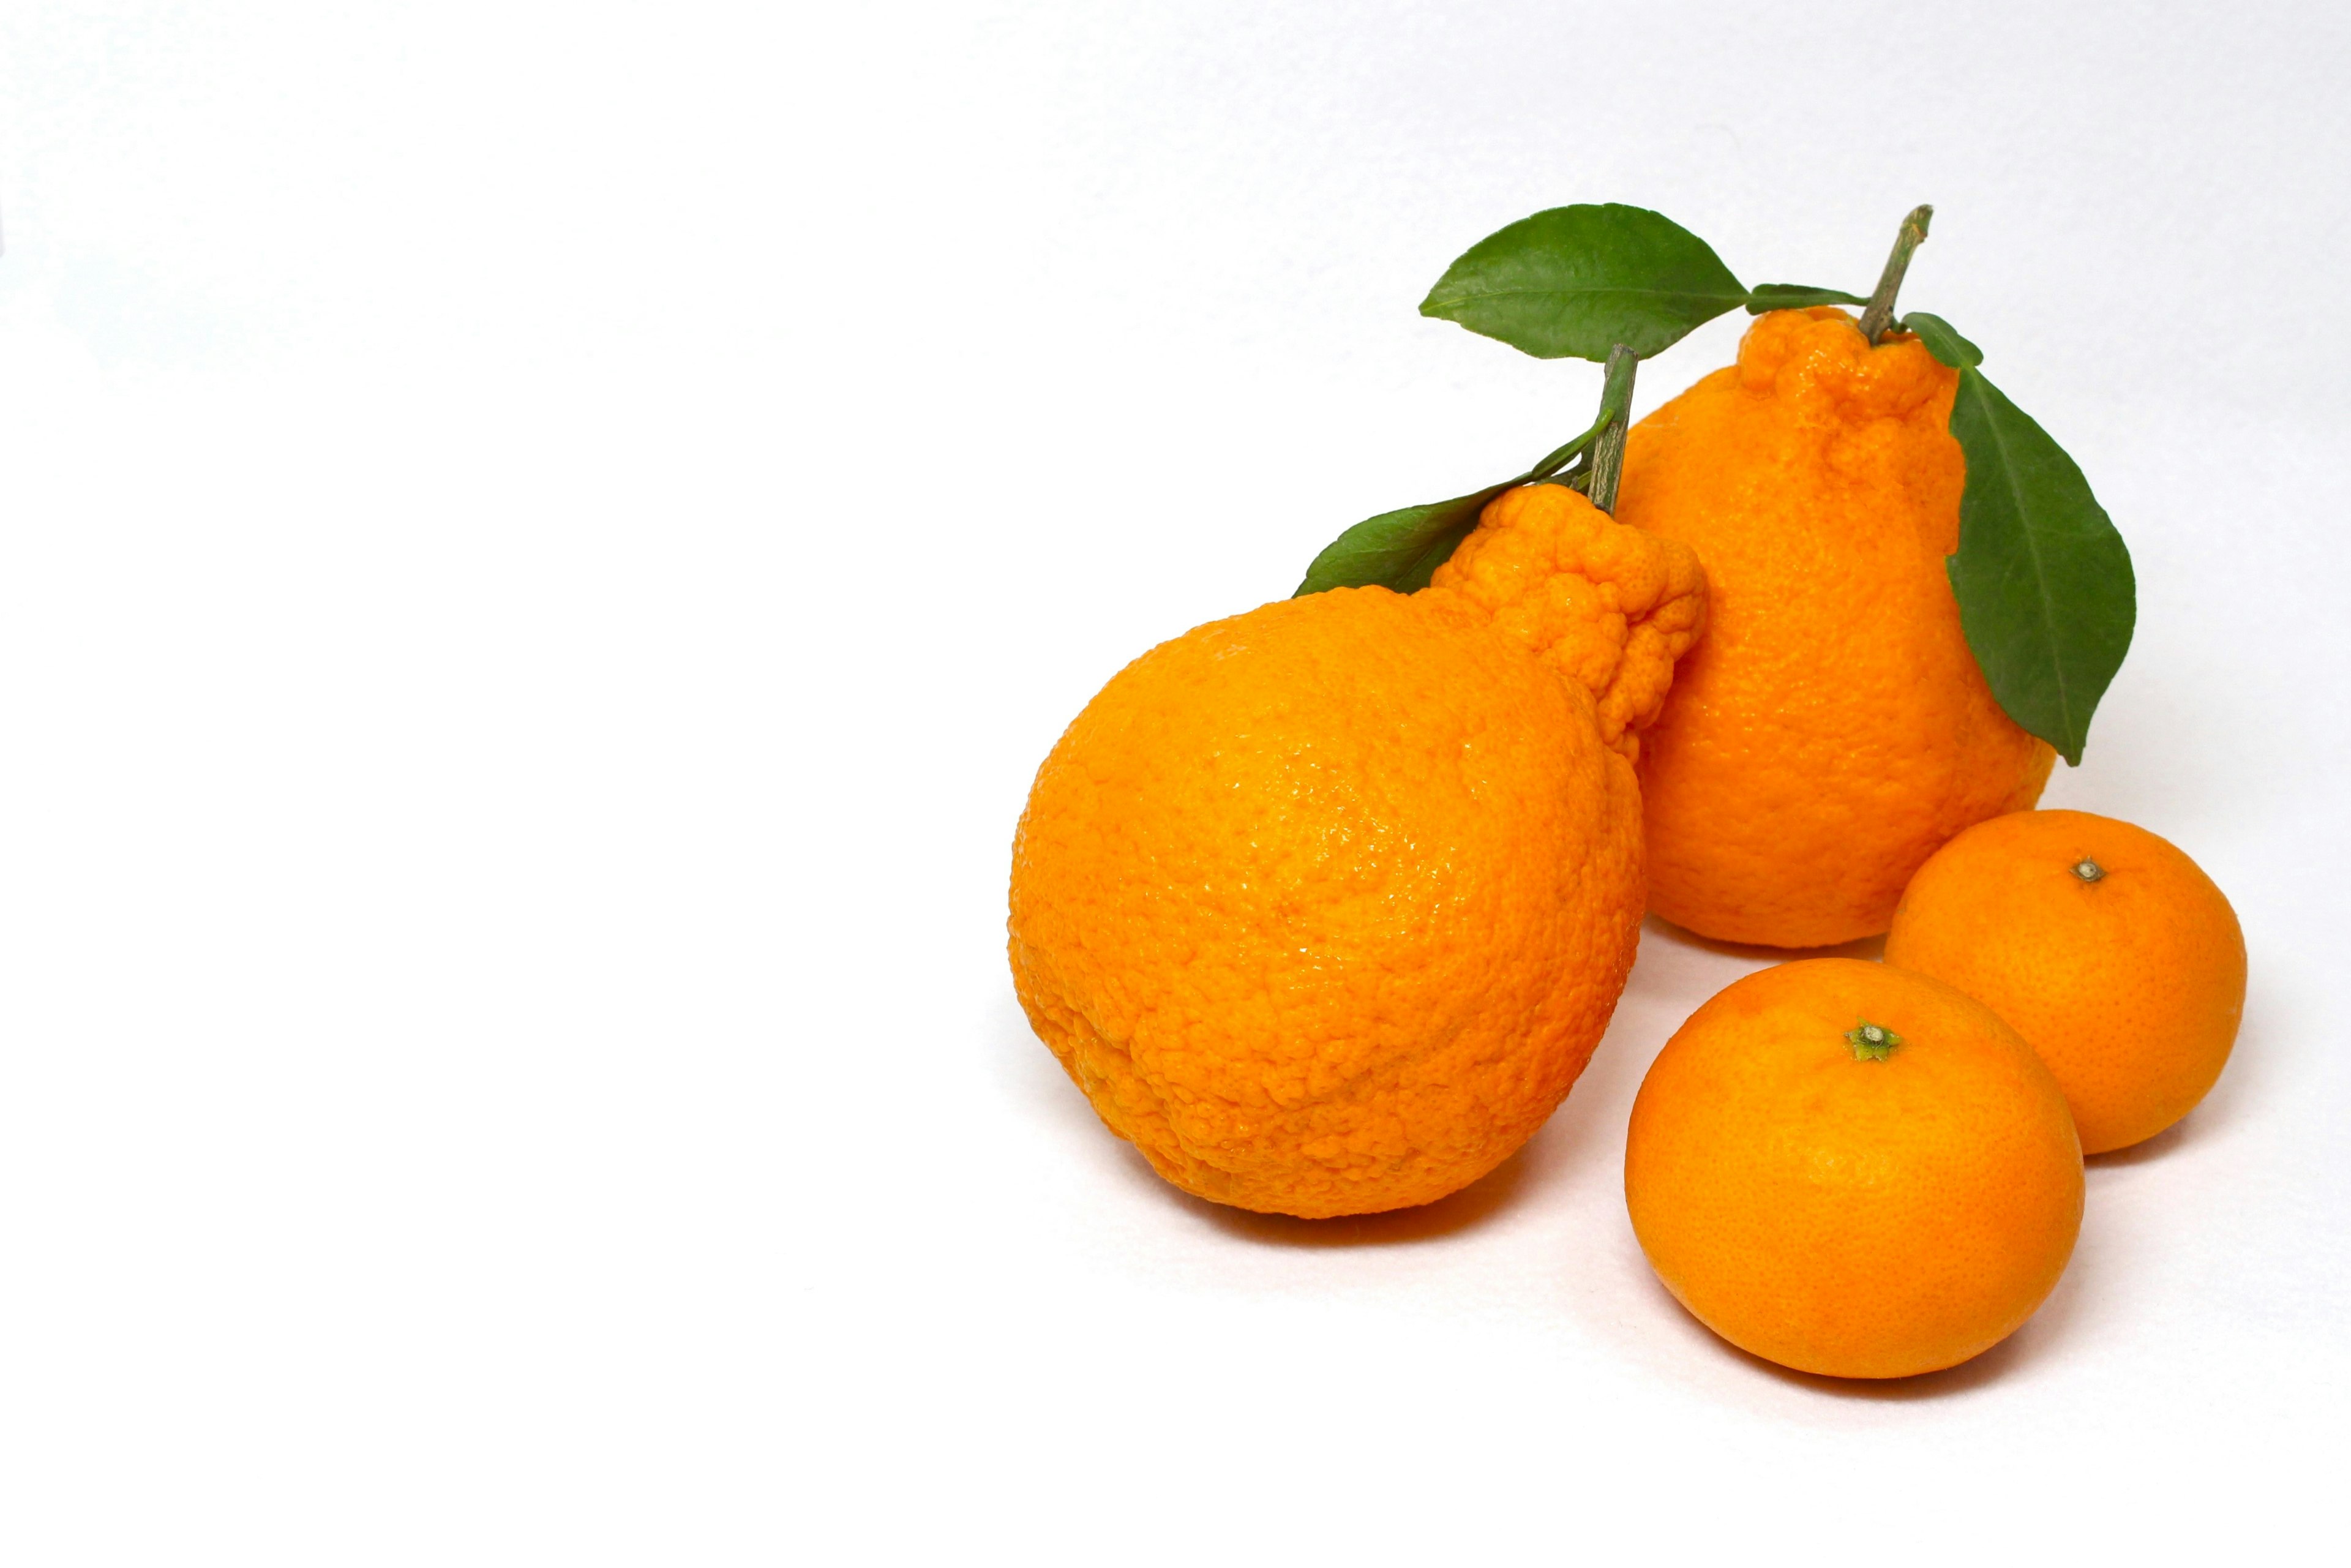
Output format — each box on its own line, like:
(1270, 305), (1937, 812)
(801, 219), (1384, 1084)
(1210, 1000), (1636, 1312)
(1430, 482), (1708, 762)
(1619, 308), (2054, 948)
(1009, 566), (1697, 1217)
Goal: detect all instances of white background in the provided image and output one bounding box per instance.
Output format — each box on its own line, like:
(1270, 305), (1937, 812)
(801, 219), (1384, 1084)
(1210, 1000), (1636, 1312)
(2, 1), (2346, 1561)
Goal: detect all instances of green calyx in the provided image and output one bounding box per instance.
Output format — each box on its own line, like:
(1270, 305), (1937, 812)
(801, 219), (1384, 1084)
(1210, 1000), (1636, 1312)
(1847, 1021), (1903, 1062)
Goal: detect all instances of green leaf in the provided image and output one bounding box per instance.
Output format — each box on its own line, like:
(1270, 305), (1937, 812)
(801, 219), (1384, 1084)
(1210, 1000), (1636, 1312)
(1902, 311), (1983, 369)
(1419, 204), (1748, 360)
(1946, 369), (2135, 765)
(1520, 407), (1615, 482)
(1294, 408), (1619, 596)
(1293, 483), (1521, 596)
(1744, 283), (1870, 313)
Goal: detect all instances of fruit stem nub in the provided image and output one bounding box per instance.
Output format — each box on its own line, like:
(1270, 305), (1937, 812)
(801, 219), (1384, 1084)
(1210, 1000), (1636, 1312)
(2072, 858), (2106, 883)
(1847, 1020), (1903, 1062)
(1585, 343), (1639, 515)
(1856, 204), (1934, 345)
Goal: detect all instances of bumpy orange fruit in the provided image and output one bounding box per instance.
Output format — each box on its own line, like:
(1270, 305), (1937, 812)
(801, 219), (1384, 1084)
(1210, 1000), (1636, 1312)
(1430, 482), (1709, 763)
(1625, 958), (2083, 1378)
(1617, 308), (2055, 948)
(1010, 489), (1703, 1217)
(1886, 809), (2246, 1154)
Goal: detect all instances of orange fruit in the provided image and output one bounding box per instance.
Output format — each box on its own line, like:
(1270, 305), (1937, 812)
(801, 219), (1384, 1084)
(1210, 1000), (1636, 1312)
(1624, 958), (2082, 1378)
(1009, 493), (1704, 1217)
(1885, 809), (2246, 1154)
(1616, 307), (2055, 948)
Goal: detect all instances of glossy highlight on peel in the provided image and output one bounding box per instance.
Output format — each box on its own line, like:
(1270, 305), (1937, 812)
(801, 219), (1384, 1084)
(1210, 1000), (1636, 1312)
(1887, 809), (2245, 1154)
(1625, 959), (2084, 1379)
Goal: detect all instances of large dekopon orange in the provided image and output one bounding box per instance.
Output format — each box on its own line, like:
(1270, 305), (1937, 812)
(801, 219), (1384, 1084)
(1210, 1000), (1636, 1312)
(1009, 486), (1705, 1218)
(1615, 307), (2055, 948)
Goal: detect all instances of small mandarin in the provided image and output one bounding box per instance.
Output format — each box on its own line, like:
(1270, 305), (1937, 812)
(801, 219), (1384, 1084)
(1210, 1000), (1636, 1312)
(1886, 809), (2246, 1154)
(1624, 958), (2083, 1379)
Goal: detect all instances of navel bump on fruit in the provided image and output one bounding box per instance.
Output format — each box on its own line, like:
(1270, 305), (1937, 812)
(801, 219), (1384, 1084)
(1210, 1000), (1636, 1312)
(1886, 809), (2246, 1155)
(1625, 959), (2084, 1379)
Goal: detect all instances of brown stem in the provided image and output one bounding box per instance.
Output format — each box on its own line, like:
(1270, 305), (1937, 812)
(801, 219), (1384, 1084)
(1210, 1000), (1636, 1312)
(1586, 344), (1639, 515)
(1856, 204), (1934, 343)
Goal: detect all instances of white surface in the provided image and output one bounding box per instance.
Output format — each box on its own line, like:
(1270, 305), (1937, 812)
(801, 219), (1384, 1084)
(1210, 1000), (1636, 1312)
(2, 1), (2346, 1561)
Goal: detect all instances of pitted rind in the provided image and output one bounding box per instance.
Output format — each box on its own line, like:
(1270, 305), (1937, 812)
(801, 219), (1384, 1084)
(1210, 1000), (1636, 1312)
(1618, 308), (2057, 948)
(1427, 483), (1709, 763)
(1008, 588), (1649, 1218)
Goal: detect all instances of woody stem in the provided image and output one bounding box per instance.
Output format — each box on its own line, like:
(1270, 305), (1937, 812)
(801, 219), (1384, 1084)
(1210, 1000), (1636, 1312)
(1856, 203), (1934, 343)
(1586, 343), (1639, 515)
